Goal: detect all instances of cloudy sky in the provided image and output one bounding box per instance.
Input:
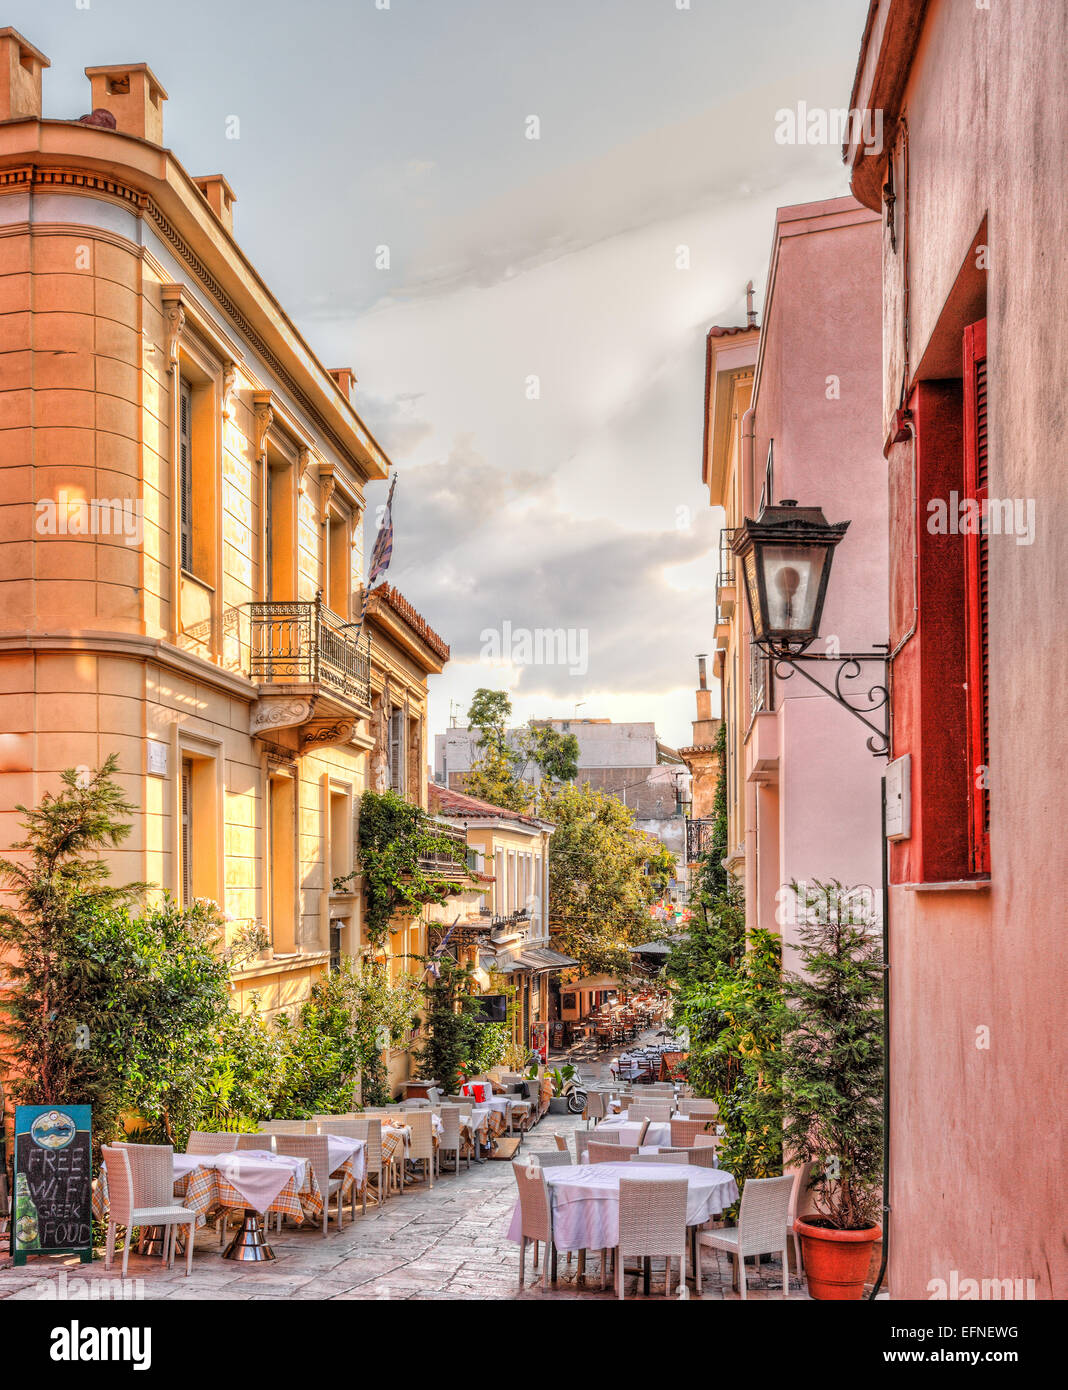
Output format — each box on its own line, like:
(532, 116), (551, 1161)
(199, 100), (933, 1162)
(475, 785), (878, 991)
(15, 0), (869, 747)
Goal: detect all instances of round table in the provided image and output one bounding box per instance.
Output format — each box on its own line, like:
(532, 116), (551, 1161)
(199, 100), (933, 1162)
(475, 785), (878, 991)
(508, 1160), (739, 1255)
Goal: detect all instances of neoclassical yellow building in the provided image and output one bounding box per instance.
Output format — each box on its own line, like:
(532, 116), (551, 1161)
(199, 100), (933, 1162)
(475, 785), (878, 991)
(0, 30), (447, 1031)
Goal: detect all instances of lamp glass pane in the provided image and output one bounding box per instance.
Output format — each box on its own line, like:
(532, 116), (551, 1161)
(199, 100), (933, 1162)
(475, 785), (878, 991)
(743, 550), (764, 639)
(760, 543), (827, 635)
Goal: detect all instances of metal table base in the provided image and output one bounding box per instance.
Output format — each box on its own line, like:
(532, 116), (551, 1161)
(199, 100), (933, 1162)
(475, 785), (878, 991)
(222, 1208), (275, 1261)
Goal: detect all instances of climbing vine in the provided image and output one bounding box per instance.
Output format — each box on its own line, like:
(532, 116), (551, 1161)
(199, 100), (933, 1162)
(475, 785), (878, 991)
(350, 790), (467, 948)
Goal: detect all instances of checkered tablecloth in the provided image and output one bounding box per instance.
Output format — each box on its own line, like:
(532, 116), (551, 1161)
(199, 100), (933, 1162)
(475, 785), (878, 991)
(93, 1151), (362, 1230)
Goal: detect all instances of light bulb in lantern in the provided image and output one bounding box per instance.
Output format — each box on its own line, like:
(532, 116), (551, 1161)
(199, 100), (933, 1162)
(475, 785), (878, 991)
(775, 565), (802, 621)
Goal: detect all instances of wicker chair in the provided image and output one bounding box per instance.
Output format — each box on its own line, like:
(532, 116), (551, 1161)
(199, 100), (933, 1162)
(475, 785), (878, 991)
(534, 1149), (572, 1167)
(589, 1128), (620, 1145)
(573, 1130), (594, 1164)
(348, 1116), (385, 1212)
(437, 1106), (468, 1175)
(309, 1117), (368, 1221)
(585, 1090), (610, 1126)
(626, 1101), (672, 1123)
(259, 1119), (315, 1135)
(406, 1110), (435, 1187)
(273, 1134), (345, 1236)
(102, 1144), (197, 1278)
(686, 1144), (720, 1170)
(588, 1141), (637, 1164)
(670, 1118), (713, 1149)
(695, 1173), (795, 1298)
(630, 1150), (690, 1164)
(235, 1133), (274, 1152)
(683, 1100), (720, 1119)
(512, 1160), (557, 1291)
(615, 1177), (689, 1299)
(786, 1162), (820, 1273)
(185, 1131), (238, 1154)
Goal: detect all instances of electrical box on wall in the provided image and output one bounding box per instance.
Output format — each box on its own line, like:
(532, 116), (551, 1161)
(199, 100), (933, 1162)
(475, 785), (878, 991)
(885, 754), (911, 840)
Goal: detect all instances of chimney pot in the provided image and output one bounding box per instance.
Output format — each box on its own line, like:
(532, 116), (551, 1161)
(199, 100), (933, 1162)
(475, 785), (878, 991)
(0, 28), (50, 122)
(329, 367), (357, 401)
(193, 174), (236, 234)
(84, 62), (167, 144)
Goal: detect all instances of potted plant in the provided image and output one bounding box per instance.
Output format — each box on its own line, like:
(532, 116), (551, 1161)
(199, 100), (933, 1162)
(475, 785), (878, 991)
(547, 1065), (576, 1114)
(783, 881), (884, 1300)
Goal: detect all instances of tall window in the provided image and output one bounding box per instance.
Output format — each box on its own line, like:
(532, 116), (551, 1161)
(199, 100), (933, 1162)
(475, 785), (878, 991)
(179, 378), (193, 572)
(963, 318), (990, 873)
(388, 709), (405, 795)
(180, 757), (194, 906)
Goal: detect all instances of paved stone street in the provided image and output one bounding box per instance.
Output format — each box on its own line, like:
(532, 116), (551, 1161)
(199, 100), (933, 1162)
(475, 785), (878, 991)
(0, 1105), (809, 1302)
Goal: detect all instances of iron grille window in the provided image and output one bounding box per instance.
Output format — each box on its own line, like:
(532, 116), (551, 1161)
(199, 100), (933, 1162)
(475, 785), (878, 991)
(180, 758), (193, 906)
(388, 709), (405, 794)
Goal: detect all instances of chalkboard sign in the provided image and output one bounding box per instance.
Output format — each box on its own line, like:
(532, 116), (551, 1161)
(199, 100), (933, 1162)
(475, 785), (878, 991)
(12, 1105), (92, 1265)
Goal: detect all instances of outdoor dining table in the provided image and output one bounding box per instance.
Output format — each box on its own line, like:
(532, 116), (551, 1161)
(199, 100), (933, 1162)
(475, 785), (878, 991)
(594, 1117), (674, 1148)
(506, 1160), (739, 1261)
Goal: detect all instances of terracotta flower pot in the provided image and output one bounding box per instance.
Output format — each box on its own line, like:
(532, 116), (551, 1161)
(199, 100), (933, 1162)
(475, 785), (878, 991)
(795, 1217), (882, 1300)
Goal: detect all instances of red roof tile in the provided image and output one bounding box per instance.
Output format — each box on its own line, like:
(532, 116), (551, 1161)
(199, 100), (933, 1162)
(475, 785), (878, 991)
(429, 783), (551, 830)
(368, 583), (450, 661)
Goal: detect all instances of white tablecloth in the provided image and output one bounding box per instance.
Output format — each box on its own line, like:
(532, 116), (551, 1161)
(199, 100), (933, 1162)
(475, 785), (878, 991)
(190, 1151), (308, 1213)
(320, 1134), (366, 1187)
(595, 1117), (672, 1148)
(507, 1161), (739, 1254)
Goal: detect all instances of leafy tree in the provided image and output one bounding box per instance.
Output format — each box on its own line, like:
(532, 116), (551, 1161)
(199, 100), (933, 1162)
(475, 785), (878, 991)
(413, 954), (504, 1095)
(463, 690), (579, 810)
(782, 880), (884, 1230)
(0, 758), (147, 1127)
(539, 782), (668, 979)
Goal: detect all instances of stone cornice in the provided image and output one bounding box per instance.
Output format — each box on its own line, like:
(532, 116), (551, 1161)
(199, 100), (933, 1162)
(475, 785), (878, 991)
(0, 154), (387, 483)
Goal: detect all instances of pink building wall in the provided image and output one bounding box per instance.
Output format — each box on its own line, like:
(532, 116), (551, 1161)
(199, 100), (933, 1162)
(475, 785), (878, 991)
(745, 198), (887, 962)
(846, 0), (1068, 1299)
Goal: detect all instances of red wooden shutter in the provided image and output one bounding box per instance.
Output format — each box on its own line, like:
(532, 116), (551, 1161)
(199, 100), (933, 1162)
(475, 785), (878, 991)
(962, 318), (989, 873)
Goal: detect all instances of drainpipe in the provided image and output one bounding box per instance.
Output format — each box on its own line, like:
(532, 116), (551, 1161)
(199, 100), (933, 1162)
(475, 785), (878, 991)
(741, 408), (757, 517)
(868, 773), (891, 1299)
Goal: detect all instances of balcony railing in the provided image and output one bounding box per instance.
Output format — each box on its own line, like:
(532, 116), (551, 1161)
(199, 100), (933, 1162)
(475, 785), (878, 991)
(686, 816), (718, 862)
(248, 595), (371, 707)
(716, 527), (738, 625)
(418, 820), (470, 873)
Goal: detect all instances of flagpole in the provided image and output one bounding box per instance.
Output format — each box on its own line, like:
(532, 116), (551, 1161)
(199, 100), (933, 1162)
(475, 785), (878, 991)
(339, 471), (397, 632)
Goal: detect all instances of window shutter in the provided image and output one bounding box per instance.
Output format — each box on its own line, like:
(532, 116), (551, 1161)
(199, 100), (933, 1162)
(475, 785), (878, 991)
(179, 380), (193, 572)
(963, 318), (990, 873)
(389, 711), (404, 794)
(264, 462), (273, 598)
(181, 759), (194, 905)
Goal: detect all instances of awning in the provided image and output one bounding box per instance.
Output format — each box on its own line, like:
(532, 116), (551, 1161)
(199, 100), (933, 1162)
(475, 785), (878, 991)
(494, 946), (578, 974)
(566, 973), (623, 992)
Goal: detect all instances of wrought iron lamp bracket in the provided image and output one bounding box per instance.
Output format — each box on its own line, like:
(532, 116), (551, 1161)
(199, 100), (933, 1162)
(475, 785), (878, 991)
(760, 643), (891, 758)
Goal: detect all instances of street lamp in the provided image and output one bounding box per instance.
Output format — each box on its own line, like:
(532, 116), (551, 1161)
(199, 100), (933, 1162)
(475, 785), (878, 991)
(731, 499), (890, 756)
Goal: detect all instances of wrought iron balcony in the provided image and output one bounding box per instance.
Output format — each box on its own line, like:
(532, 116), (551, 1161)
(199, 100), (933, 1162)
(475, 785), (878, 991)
(417, 820), (470, 874)
(248, 595), (371, 708)
(686, 816), (718, 861)
(716, 527), (738, 623)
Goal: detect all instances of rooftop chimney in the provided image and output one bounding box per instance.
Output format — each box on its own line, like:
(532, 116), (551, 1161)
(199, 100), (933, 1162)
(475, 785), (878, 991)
(745, 279), (758, 329)
(696, 652), (712, 723)
(329, 367), (357, 401)
(193, 174), (236, 234)
(0, 28), (49, 122)
(84, 62), (167, 144)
